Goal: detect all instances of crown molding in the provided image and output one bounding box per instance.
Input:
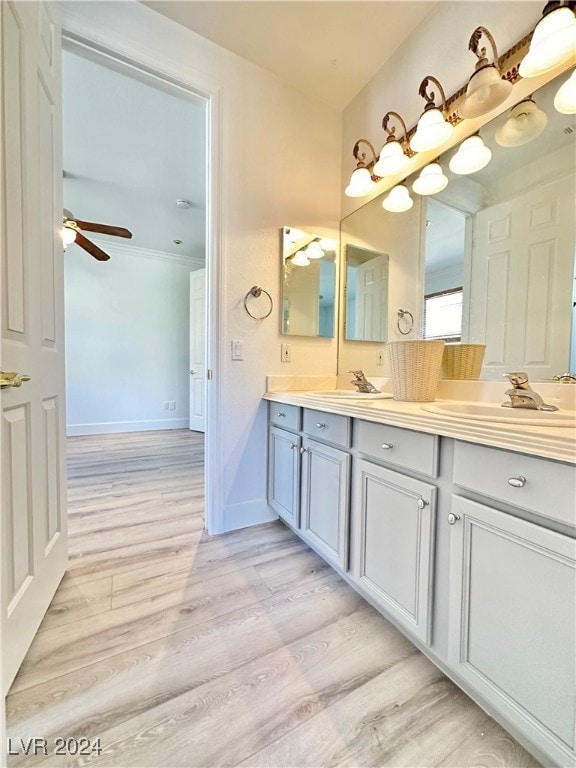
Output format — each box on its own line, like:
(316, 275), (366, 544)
(90, 238), (205, 269)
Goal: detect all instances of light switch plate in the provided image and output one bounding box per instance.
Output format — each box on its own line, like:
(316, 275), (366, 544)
(232, 340), (244, 360)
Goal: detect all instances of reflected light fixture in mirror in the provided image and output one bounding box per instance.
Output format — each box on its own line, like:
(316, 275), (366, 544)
(412, 162), (449, 195)
(554, 69), (576, 112)
(495, 98), (549, 146)
(382, 184), (414, 212)
(449, 134), (492, 174)
(519, 1), (576, 78)
(373, 112), (411, 177)
(345, 139), (378, 197)
(460, 26), (512, 118)
(292, 250), (310, 267)
(305, 241), (325, 259)
(410, 76), (454, 152)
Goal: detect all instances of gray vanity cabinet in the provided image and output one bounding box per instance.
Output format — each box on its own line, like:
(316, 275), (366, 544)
(353, 458), (437, 644)
(447, 495), (576, 767)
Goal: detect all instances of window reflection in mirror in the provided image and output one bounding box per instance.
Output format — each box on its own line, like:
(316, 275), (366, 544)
(281, 227), (337, 338)
(345, 245), (389, 341)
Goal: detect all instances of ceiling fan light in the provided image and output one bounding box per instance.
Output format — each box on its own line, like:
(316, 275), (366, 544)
(382, 184), (414, 213)
(373, 140), (410, 177)
(519, 6), (576, 78)
(345, 167), (376, 197)
(305, 241), (325, 259)
(409, 108), (454, 153)
(412, 162), (449, 195)
(460, 65), (513, 118)
(554, 69), (576, 113)
(62, 225), (77, 247)
(292, 250), (311, 267)
(495, 99), (549, 147)
(449, 135), (492, 175)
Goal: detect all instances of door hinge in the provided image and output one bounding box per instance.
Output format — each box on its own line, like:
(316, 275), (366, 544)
(207, 369), (213, 380)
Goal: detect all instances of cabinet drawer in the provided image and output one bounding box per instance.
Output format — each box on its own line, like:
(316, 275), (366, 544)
(269, 402), (300, 431)
(355, 420), (438, 478)
(303, 409), (350, 448)
(453, 441), (576, 528)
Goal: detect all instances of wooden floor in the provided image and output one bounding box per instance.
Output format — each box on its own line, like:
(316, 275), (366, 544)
(6, 430), (541, 768)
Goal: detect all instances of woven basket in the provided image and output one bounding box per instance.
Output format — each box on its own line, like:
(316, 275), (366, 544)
(387, 340), (445, 401)
(441, 344), (486, 380)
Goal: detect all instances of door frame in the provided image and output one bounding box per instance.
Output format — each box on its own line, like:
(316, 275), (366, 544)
(60, 26), (224, 535)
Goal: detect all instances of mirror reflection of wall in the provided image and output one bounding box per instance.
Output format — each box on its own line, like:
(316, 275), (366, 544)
(281, 227), (337, 338)
(345, 245), (389, 341)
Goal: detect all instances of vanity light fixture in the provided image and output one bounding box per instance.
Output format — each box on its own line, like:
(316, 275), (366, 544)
(554, 68), (576, 112)
(449, 134), (492, 174)
(373, 112), (411, 177)
(382, 184), (414, 212)
(345, 139), (378, 197)
(412, 162), (449, 194)
(460, 27), (513, 118)
(410, 76), (454, 153)
(519, 1), (576, 78)
(62, 223), (77, 248)
(319, 237), (337, 251)
(291, 250), (311, 267)
(495, 98), (549, 146)
(305, 241), (325, 259)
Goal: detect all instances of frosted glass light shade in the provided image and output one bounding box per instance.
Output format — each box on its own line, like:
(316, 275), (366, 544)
(62, 225), (77, 246)
(495, 100), (548, 147)
(410, 108), (453, 153)
(319, 237), (337, 251)
(554, 69), (576, 114)
(412, 163), (449, 195)
(449, 135), (492, 175)
(460, 65), (512, 118)
(305, 241), (325, 259)
(292, 251), (310, 267)
(382, 184), (414, 213)
(373, 140), (410, 176)
(345, 167), (376, 197)
(519, 6), (576, 78)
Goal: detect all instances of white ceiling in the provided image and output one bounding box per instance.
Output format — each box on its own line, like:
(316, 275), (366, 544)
(143, 1), (438, 110)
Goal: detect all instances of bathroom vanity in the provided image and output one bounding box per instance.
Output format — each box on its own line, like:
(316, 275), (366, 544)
(265, 389), (575, 767)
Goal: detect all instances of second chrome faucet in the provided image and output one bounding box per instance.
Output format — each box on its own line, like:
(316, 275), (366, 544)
(502, 372), (558, 411)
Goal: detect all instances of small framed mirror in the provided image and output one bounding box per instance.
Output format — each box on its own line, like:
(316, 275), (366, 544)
(281, 226), (337, 338)
(345, 245), (389, 341)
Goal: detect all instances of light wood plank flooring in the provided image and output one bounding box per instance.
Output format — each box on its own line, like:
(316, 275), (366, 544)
(6, 430), (541, 767)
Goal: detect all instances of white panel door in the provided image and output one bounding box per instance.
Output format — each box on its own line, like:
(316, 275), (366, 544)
(468, 175), (574, 379)
(1, 1), (67, 693)
(355, 254), (388, 341)
(189, 268), (206, 432)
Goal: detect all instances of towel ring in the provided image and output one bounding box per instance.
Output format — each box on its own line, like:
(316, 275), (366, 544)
(397, 308), (414, 335)
(244, 286), (273, 320)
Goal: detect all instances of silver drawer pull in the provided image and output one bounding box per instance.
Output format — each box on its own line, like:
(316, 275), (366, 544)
(299, 446), (308, 454)
(316, 422), (327, 429)
(508, 475), (526, 488)
(277, 412), (286, 417)
(447, 512), (460, 525)
(381, 443), (393, 450)
(417, 497), (428, 510)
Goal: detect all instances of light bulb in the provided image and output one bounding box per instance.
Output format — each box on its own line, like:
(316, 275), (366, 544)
(449, 135), (492, 175)
(62, 225), (77, 247)
(554, 69), (576, 114)
(382, 184), (414, 213)
(345, 167), (376, 197)
(412, 163), (449, 195)
(410, 108), (453, 153)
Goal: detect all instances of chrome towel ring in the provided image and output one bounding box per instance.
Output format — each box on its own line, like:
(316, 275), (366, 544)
(397, 308), (414, 335)
(244, 286), (273, 319)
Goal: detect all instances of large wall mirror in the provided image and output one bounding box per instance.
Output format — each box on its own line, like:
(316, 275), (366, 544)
(339, 71), (576, 380)
(281, 226), (337, 338)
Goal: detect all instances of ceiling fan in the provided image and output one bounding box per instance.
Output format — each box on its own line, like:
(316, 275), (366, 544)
(62, 209), (133, 261)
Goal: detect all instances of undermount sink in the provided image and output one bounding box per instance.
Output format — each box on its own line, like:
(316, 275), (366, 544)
(422, 401), (576, 427)
(304, 390), (393, 401)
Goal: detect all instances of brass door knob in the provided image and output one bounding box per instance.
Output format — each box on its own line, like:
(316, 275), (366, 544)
(0, 371), (31, 389)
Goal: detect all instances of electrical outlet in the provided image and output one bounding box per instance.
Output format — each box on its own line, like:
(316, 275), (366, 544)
(377, 351), (384, 366)
(169, 401), (176, 410)
(281, 343), (291, 362)
(162, 401), (169, 410)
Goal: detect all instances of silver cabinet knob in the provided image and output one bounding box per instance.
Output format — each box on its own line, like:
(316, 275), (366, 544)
(381, 443), (393, 450)
(289, 443), (297, 450)
(448, 512), (460, 525)
(277, 412), (286, 418)
(316, 422), (326, 429)
(417, 497), (428, 510)
(508, 475), (526, 488)
(299, 446), (308, 454)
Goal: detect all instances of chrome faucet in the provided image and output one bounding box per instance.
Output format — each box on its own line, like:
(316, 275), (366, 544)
(349, 370), (379, 394)
(502, 372), (558, 411)
(553, 372), (576, 384)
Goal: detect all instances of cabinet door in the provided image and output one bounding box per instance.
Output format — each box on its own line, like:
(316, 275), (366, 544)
(353, 459), (436, 644)
(268, 426), (300, 527)
(448, 496), (576, 767)
(300, 438), (350, 570)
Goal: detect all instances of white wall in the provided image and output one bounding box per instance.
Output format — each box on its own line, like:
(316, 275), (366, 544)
(62, 1), (342, 532)
(65, 242), (196, 435)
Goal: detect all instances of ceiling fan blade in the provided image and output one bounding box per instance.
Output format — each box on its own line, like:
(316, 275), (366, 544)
(74, 232), (111, 261)
(74, 220), (133, 239)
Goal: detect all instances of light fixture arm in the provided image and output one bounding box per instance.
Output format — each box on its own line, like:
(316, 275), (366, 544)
(469, 26), (500, 70)
(382, 111), (409, 146)
(418, 76), (448, 112)
(352, 139), (377, 168)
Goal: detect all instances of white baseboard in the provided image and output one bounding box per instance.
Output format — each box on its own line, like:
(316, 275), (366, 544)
(222, 499), (278, 533)
(66, 418), (189, 436)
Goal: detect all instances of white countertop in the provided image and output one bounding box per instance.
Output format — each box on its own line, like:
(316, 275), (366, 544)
(264, 390), (576, 464)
